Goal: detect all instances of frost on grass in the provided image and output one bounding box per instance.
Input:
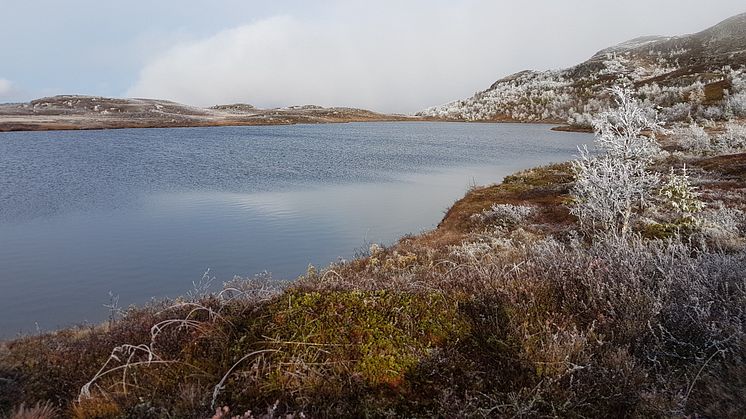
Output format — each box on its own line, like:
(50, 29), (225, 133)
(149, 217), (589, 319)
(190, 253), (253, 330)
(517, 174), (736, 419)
(471, 203), (535, 227)
(78, 274), (281, 407)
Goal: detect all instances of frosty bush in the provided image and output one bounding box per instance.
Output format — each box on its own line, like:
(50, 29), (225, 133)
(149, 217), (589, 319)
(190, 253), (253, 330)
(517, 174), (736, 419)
(697, 202), (745, 249)
(571, 87), (663, 237)
(448, 237), (511, 263)
(726, 68), (746, 117)
(568, 111), (594, 127)
(571, 151), (659, 236)
(658, 166), (704, 220)
(713, 122), (746, 152)
(471, 203), (534, 227)
(674, 122), (711, 152)
(592, 86), (664, 162)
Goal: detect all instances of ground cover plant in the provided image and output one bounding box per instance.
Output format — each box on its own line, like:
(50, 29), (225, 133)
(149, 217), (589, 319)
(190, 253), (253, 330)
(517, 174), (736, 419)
(1, 89), (745, 418)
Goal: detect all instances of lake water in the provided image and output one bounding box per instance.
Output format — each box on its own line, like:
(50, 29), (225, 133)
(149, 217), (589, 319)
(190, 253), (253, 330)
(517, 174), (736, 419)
(0, 122), (591, 337)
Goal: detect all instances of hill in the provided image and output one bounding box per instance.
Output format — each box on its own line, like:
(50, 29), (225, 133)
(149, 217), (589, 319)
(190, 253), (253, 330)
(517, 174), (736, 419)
(0, 95), (414, 132)
(418, 13), (746, 125)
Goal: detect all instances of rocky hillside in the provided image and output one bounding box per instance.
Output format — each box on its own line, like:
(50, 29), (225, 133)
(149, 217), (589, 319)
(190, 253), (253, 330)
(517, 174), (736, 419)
(418, 12), (746, 125)
(0, 95), (413, 132)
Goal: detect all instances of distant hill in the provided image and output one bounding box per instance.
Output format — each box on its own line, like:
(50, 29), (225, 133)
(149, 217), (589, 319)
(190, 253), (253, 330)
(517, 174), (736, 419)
(0, 95), (414, 132)
(418, 12), (746, 125)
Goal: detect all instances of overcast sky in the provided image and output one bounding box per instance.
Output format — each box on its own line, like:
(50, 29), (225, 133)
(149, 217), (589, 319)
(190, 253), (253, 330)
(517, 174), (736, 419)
(0, 1), (744, 112)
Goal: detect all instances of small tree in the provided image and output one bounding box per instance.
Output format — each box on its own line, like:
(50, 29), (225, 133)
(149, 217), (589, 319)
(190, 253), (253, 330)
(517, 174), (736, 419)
(572, 149), (659, 236)
(659, 166), (704, 222)
(571, 87), (663, 237)
(592, 86), (664, 163)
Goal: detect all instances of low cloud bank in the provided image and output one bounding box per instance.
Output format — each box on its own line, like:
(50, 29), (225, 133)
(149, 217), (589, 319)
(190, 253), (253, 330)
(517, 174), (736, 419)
(0, 79), (14, 99)
(126, 2), (565, 113)
(125, 1), (746, 113)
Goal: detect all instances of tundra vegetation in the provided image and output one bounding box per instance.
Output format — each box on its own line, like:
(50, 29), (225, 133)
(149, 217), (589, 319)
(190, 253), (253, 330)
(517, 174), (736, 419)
(1, 89), (745, 418)
(418, 13), (746, 127)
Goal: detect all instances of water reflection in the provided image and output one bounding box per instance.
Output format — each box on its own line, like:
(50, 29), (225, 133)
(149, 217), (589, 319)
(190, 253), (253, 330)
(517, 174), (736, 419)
(0, 123), (590, 335)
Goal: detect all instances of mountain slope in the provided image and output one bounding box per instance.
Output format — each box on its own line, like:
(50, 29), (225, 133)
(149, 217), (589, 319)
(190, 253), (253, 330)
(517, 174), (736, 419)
(418, 13), (746, 125)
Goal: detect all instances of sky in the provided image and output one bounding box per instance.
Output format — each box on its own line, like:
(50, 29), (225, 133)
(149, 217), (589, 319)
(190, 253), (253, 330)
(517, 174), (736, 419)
(0, 1), (744, 113)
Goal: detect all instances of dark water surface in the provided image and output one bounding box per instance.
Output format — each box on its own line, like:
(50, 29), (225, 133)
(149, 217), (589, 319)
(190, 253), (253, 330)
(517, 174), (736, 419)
(0, 122), (591, 336)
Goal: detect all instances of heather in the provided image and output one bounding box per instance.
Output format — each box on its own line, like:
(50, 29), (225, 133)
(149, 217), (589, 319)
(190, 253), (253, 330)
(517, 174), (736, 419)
(2, 92), (745, 418)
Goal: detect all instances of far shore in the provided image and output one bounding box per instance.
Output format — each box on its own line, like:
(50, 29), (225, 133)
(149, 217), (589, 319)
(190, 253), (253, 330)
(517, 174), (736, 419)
(0, 95), (590, 133)
(0, 116), (586, 134)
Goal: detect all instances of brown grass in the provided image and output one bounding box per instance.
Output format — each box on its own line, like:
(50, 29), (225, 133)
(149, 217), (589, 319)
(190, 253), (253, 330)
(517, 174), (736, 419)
(1, 150), (744, 417)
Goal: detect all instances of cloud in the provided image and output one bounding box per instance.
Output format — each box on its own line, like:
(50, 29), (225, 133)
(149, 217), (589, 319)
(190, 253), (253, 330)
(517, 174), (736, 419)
(126, 2), (574, 113)
(0, 78), (14, 97)
(126, 1), (746, 113)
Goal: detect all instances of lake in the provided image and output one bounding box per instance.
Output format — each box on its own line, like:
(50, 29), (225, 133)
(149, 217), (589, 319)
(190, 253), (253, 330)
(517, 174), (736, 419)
(0, 122), (591, 336)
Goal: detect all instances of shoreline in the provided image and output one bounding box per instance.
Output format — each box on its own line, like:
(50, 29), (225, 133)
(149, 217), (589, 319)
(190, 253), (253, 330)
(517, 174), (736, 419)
(0, 115), (419, 133)
(1, 141), (744, 416)
(0, 116), (577, 133)
(0, 96), (585, 133)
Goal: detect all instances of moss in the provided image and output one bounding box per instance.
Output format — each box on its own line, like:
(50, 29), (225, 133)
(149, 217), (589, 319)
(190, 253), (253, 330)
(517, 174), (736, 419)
(261, 291), (469, 390)
(438, 162), (575, 234)
(638, 218), (699, 240)
(502, 163), (574, 189)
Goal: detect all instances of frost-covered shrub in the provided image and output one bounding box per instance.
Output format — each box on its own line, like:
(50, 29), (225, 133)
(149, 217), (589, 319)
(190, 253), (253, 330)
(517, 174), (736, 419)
(671, 120), (746, 155)
(696, 202), (745, 249)
(471, 203), (534, 227)
(449, 239), (507, 262)
(660, 102), (693, 122)
(704, 204), (745, 233)
(600, 53), (631, 75)
(673, 122), (711, 152)
(727, 92), (746, 117)
(725, 68), (746, 117)
(592, 87), (664, 162)
(568, 111), (594, 127)
(447, 227), (517, 264)
(417, 70), (578, 122)
(658, 166), (704, 219)
(571, 87), (664, 236)
(369, 243), (384, 257)
(713, 122), (746, 152)
(571, 151), (660, 236)
(702, 106), (725, 120)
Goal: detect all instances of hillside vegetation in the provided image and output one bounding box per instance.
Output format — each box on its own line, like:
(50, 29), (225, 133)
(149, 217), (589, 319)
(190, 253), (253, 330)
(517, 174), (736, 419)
(418, 13), (746, 127)
(1, 88), (745, 418)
